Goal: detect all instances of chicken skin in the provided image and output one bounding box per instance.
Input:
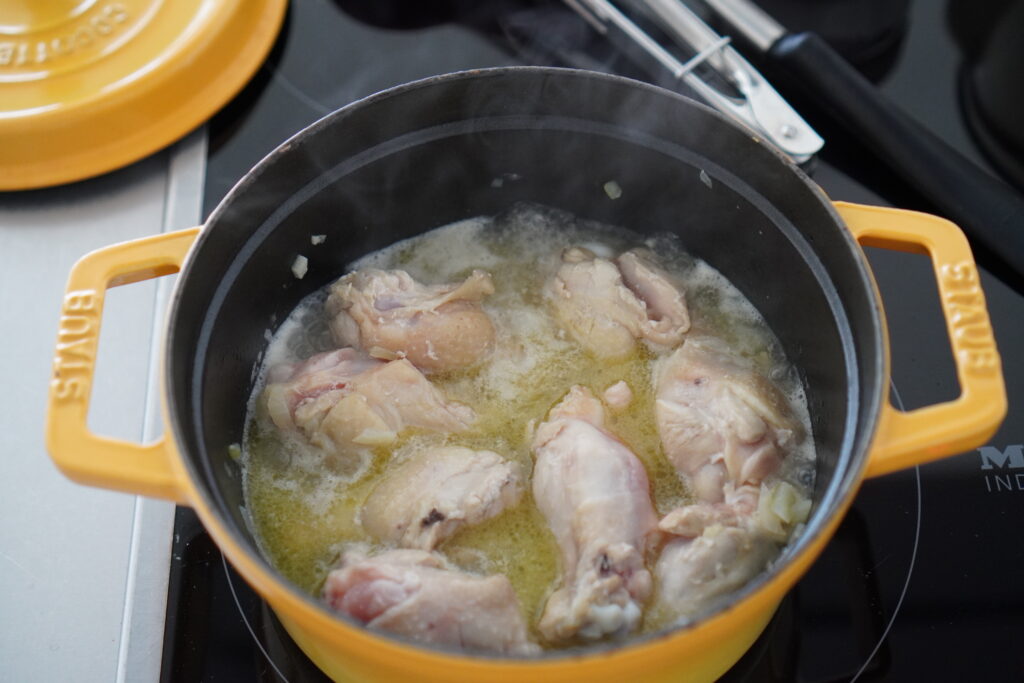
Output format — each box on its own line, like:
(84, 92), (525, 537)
(361, 447), (524, 550)
(654, 336), (800, 503)
(265, 348), (474, 452)
(654, 522), (775, 616)
(657, 484), (759, 538)
(532, 386), (659, 642)
(546, 247), (689, 360)
(324, 549), (539, 655)
(326, 268), (496, 372)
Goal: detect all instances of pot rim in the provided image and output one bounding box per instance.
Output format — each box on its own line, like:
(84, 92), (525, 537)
(163, 66), (888, 662)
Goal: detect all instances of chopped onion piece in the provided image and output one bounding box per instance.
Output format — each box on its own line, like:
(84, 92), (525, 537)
(757, 481), (810, 542)
(603, 180), (623, 199)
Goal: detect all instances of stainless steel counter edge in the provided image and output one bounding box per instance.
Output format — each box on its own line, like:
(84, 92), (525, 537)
(116, 129), (208, 683)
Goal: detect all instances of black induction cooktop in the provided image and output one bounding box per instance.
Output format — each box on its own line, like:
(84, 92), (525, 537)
(163, 1), (1024, 680)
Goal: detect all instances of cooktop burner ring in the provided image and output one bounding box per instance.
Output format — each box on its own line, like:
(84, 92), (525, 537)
(222, 553), (292, 682)
(849, 381), (920, 682)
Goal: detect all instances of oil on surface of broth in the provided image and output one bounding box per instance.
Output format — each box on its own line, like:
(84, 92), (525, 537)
(242, 204), (815, 645)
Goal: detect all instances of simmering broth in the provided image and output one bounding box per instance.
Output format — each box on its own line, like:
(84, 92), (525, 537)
(241, 204), (815, 647)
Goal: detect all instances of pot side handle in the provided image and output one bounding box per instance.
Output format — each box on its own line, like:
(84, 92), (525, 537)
(834, 201), (1007, 478)
(45, 228), (201, 504)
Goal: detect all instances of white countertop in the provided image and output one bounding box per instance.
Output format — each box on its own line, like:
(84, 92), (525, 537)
(0, 131), (206, 682)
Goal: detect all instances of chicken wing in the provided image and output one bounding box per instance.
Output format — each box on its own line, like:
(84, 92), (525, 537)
(531, 386), (659, 642)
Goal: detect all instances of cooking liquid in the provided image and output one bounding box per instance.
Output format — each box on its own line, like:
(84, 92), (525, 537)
(242, 204), (815, 644)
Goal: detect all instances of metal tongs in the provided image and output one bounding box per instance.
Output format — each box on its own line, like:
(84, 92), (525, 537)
(564, 0), (823, 163)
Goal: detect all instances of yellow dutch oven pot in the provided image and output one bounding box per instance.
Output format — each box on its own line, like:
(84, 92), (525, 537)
(46, 68), (1005, 682)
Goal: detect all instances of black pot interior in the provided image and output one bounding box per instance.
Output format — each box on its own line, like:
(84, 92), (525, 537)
(167, 67), (885, 630)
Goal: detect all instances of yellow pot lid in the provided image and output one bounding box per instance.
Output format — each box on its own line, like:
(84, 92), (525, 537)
(0, 0), (287, 190)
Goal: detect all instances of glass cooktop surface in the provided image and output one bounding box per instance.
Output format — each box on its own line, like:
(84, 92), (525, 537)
(163, 1), (1024, 680)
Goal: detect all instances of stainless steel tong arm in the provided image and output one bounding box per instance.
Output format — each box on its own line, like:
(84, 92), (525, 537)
(565, 0), (823, 162)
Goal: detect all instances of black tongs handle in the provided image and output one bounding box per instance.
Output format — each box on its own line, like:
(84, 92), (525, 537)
(770, 32), (1024, 282)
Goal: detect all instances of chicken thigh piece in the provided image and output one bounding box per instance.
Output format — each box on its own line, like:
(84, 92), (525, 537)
(532, 386), (659, 642)
(325, 268), (496, 372)
(264, 349), (474, 452)
(653, 339), (806, 616)
(324, 549), (540, 655)
(655, 336), (800, 503)
(361, 447), (524, 550)
(546, 247), (690, 360)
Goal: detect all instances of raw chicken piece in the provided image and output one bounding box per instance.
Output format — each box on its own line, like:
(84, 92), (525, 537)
(264, 348), (384, 435)
(655, 336), (800, 503)
(264, 348), (474, 452)
(361, 447), (524, 550)
(655, 523), (775, 616)
(324, 549), (540, 655)
(325, 268), (496, 372)
(655, 482), (811, 617)
(546, 247), (689, 359)
(532, 386), (659, 642)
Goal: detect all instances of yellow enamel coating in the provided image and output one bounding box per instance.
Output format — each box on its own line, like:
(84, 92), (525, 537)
(188, 440), (843, 683)
(188, 463), (794, 683)
(45, 227), (200, 503)
(0, 0), (287, 190)
(834, 202), (1007, 478)
(45, 201), (1007, 682)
